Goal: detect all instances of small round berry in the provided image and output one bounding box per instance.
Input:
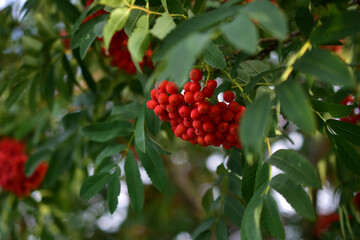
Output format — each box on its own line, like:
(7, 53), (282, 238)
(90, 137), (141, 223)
(189, 138), (198, 145)
(183, 118), (193, 128)
(222, 110), (234, 122)
(222, 141), (233, 150)
(168, 112), (180, 119)
(156, 89), (163, 98)
(158, 80), (169, 91)
(187, 128), (196, 138)
(169, 94), (183, 106)
(217, 102), (228, 113)
(197, 136), (206, 146)
(212, 116), (222, 125)
(204, 133), (216, 145)
(166, 81), (179, 94)
(235, 141), (242, 149)
(189, 82), (201, 92)
(202, 86), (214, 98)
(223, 91), (235, 103)
(158, 93), (169, 104)
(234, 110), (245, 123)
(226, 134), (238, 142)
(215, 131), (226, 139)
(179, 105), (191, 118)
(192, 120), (203, 129)
(229, 123), (238, 135)
(150, 89), (157, 100)
(166, 104), (176, 113)
(206, 79), (217, 90)
(213, 139), (222, 147)
(195, 129), (206, 137)
(174, 124), (187, 137)
(146, 100), (158, 110)
(159, 115), (170, 121)
(209, 105), (220, 118)
(184, 91), (195, 104)
(355, 192), (360, 209)
(190, 109), (201, 120)
(170, 119), (179, 127)
(154, 105), (165, 116)
(217, 122), (229, 132)
(228, 102), (241, 113)
(184, 82), (192, 91)
(197, 102), (210, 115)
(182, 133), (191, 141)
(201, 115), (212, 122)
(203, 122), (215, 133)
(189, 69), (203, 82)
(194, 91), (205, 103)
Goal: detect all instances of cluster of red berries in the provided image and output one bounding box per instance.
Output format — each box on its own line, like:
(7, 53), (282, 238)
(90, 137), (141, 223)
(83, 0), (153, 74)
(146, 69), (245, 149)
(340, 95), (360, 124)
(0, 138), (48, 197)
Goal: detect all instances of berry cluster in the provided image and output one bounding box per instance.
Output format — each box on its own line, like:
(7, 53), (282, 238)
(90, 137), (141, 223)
(83, 0), (153, 74)
(340, 95), (360, 124)
(147, 69), (245, 149)
(0, 138), (48, 197)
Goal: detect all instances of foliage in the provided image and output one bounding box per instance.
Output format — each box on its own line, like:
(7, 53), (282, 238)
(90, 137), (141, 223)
(1, 0), (360, 239)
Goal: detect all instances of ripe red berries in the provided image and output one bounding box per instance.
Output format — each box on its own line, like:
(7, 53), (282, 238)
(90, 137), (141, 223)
(146, 69), (246, 149)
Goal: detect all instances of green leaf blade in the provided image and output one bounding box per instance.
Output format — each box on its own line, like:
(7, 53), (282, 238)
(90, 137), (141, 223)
(107, 166), (121, 214)
(125, 151), (144, 212)
(80, 172), (110, 199)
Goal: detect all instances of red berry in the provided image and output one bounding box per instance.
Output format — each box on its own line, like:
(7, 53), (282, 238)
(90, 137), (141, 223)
(192, 120), (203, 129)
(182, 133), (191, 141)
(223, 91), (235, 103)
(206, 80), (217, 90)
(184, 91), (195, 104)
(213, 139), (222, 147)
(203, 122), (215, 133)
(159, 115), (169, 121)
(215, 131), (226, 139)
(154, 105), (165, 116)
(222, 110), (234, 122)
(184, 82), (192, 91)
(168, 112), (180, 119)
(202, 86), (214, 98)
(213, 116), (222, 124)
(217, 122), (229, 132)
(204, 133), (216, 145)
(194, 91), (205, 103)
(189, 69), (203, 82)
(209, 105), (220, 118)
(189, 82), (201, 92)
(156, 89), (163, 98)
(158, 93), (169, 104)
(174, 124), (187, 137)
(183, 118), (193, 128)
(179, 105), (191, 118)
(195, 129), (206, 137)
(150, 89), (157, 100)
(217, 102), (228, 113)
(197, 136), (207, 146)
(166, 81), (179, 94)
(235, 141), (242, 149)
(158, 80), (169, 91)
(229, 123), (238, 135)
(228, 102), (241, 113)
(169, 94), (183, 106)
(197, 102), (210, 115)
(201, 115), (212, 122)
(187, 128), (196, 138)
(189, 138), (198, 145)
(234, 110), (245, 123)
(170, 119), (179, 127)
(146, 100), (158, 109)
(190, 109), (201, 120)
(226, 134), (238, 142)
(355, 192), (360, 208)
(222, 141), (233, 150)
(166, 104), (176, 113)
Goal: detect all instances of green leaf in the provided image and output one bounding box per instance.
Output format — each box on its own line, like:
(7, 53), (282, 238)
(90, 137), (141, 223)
(227, 149), (242, 176)
(224, 196), (245, 228)
(70, 14), (108, 59)
(228, 172), (242, 198)
(242, 156), (258, 203)
(294, 6), (315, 38)
(107, 166), (121, 214)
(153, 5), (241, 62)
(73, 49), (98, 93)
(166, 0), (183, 14)
(268, 149), (321, 188)
(128, 15), (150, 63)
(192, 217), (216, 239)
(240, 93), (272, 153)
(327, 119), (360, 145)
(125, 151), (144, 212)
(95, 144), (126, 168)
(80, 172), (110, 199)
(135, 107), (146, 153)
(242, 0), (288, 40)
(294, 48), (354, 88)
(161, 0), (168, 13)
(150, 12), (176, 40)
(125, 9), (146, 35)
(25, 149), (52, 176)
(216, 220), (228, 240)
(312, 100), (354, 118)
(145, 107), (162, 136)
(103, 7), (131, 50)
(275, 79), (316, 134)
(254, 162), (269, 192)
(201, 188), (214, 213)
(310, 11), (360, 45)
(81, 121), (133, 142)
(53, 0), (80, 24)
(99, 0), (126, 8)
(44, 148), (73, 187)
(111, 102), (142, 119)
(193, 0), (207, 15)
(203, 41), (226, 69)
(240, 185), (267, 240)
(334, 136), (360, 176)
(262, 194), (285, 240)
(220, 14), (258, 54)
(195, 231), (211, 240)
(270, 174), (316, 220)
(6, 80), (28, 109)
(135, 143), (167, 193)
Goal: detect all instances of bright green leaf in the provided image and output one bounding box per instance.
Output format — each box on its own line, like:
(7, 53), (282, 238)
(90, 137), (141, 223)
(221, 14), (258, 54)
(275, 79), (316, 134)
(125, 151), (144, 212)
(203, 41), (226, 69)
(107, 166), (121, 214)
(150, 12), (176, 40)
(125, 9), (145, 35)
(334, 136), (360, 175)
(128, 15), (150, 63)
(294, 48), (354, 88)
(80, 172), (110, 199)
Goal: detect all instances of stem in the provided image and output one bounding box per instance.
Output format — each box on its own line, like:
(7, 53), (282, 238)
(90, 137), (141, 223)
(278, 40), (311, 83)
(221, 70), (253, 103)
(265, 137), (272, 194)
(129, 5), (187, 19)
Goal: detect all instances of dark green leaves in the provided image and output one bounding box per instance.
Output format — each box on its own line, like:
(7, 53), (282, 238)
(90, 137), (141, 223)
(81, 121), (133, 142)
(111, 102), (142, 119)
(203, 41), (226, 69)
(312, 100), (354, 118)
(95, 144), (126, 168)
(221, 14), (258, 54)
(125, 151), (144, 212)
(294, 48), (354, 88)
(310, 11), (360, 45)
(242, 0), (288, 40)
(327, 119), (360, 145)
(107, 166), (121, 214)
(268, 150), (321, 188)
(262, 195), (285, 240)
(80, 172), (110, 199)
(240, 94), (272, 153)
(294, 7), (314, 38)
(224, 196), (245, 228)
(135, 108), (146, 152)
(334, 136), (360, 175)
(270, 174), (315, 220)
(276, 80), (315, 134)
